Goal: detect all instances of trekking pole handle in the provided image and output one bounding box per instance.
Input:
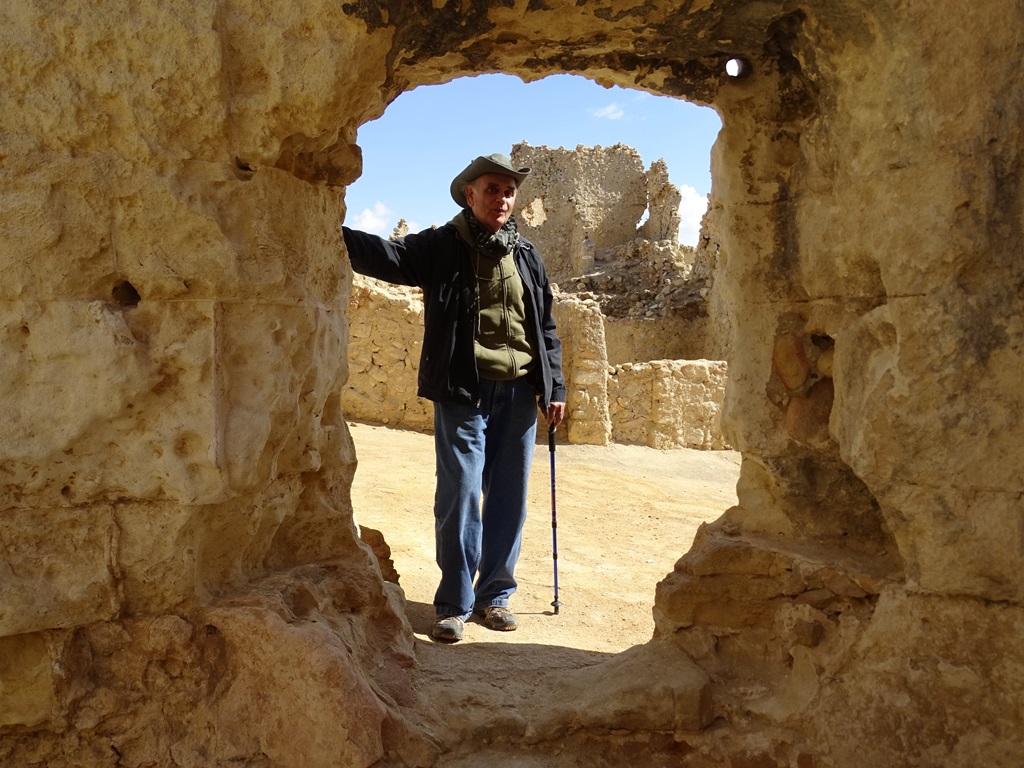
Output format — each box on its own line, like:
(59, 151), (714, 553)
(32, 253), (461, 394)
(548, 422), (556, 452)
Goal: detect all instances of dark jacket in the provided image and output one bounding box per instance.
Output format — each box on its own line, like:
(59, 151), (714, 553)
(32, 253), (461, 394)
(342, 222), (567, 409)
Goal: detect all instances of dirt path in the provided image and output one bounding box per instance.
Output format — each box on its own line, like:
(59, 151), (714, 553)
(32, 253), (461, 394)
(349, 422), (741, 762)
(349, 421), (740, 653)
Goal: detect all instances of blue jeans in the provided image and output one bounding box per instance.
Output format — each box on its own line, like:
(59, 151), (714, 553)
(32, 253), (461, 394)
(432, 378), (539, 618)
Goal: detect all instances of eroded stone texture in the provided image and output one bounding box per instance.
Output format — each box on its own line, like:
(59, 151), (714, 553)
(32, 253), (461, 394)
(512, 143), (648, 281)
(1, 0), (406, 762)
(2, 0), (1023, 766)
(343, 275), (431, 431)
(609, 359), (728, 449)
(639, 158), (684, 243)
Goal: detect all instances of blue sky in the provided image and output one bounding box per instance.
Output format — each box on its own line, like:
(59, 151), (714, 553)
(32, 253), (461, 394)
(345, 73), (722, 246)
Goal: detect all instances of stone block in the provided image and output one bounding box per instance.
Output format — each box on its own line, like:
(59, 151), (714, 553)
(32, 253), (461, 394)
(0, 507), (117, 637)
(202, 604), (389, 767)
(113, 502), (199, 615)
(0, 632), (55, 729)
(219, 302), (348, 487)
(0, 299), (225, 507)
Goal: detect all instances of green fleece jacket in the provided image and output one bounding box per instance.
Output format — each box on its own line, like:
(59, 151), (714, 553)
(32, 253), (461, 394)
(452, 213), (536, 381)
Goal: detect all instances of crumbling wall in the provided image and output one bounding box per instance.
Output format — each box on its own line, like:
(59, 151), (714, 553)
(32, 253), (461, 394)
(604, 317), (705, 366)
(515, 142), (722, 364)
(512, 143), (648, 282)
(638, 158), (683, 243)
(344, 275), (431, 432)
(609, 359), (728, 449)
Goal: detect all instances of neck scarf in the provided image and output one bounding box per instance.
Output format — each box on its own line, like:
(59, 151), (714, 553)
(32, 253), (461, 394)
(464, 209), (520, 258)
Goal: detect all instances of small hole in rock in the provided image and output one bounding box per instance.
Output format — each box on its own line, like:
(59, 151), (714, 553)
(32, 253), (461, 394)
(725, 57), (751, 79)
(112, 280), (141, 308)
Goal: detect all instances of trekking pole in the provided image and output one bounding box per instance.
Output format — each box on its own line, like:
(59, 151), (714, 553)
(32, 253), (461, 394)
(549, 422), (563, 615)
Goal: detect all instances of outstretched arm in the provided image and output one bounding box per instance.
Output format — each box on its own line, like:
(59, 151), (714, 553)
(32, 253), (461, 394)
(341, 226), (431, 287)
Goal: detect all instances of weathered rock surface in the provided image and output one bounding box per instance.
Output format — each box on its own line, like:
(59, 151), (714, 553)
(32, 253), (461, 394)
(1, 0), (1023, 766)
(512, 143), (649, 281)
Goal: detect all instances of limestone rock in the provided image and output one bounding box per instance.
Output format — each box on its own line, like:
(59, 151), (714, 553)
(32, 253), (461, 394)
(512, 143), (648, 281)
(529, 641), (714, 736)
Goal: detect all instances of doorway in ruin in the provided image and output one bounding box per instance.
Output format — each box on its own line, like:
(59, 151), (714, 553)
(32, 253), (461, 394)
(342, 73), (740, 653)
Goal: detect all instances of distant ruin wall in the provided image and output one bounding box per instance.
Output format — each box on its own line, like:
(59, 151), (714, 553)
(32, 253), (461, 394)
(344, 275), (431, 431)
(609, 359), (728, 450)
(512, 143), (648, 283)
(344, 280), (729, 449)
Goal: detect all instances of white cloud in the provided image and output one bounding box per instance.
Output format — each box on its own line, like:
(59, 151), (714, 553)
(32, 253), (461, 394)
(677, 184), (707, 247)
(350, 202), (395, 236)
(592, 103), (625, 120)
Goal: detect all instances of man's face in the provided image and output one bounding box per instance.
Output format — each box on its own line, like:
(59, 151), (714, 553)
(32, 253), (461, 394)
(464, 173), (517, 233)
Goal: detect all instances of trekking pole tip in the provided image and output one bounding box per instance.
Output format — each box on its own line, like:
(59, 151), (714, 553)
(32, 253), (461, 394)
(551, 599), (563, 615)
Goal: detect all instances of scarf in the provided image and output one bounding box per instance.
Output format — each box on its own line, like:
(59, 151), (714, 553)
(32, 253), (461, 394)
(463, 209), (520, 258)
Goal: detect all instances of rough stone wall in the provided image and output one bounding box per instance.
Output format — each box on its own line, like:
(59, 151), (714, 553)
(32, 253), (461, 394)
(609, 359), (728, 449)
(653, 3), (1024, 766)
(0, 2), (418, 765)
(344, 275), (431, 432)
(604, 317), (706, 366)
(551, 295), (613, 446)
(2, 0), (1023, 766)
(512, 142), (648, 282)
(638, 158), (684, 243)
(342, 280), (726, 448)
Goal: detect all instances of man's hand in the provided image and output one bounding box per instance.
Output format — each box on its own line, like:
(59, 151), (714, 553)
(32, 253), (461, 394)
(545, 401), (566, 428)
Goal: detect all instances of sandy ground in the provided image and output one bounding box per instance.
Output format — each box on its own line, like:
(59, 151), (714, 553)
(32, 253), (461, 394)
(349, 422), (741, 763)
(349, 422), (741, 654)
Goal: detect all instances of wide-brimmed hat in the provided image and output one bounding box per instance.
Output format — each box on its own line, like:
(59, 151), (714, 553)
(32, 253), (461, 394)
(450, 153), (531, 207)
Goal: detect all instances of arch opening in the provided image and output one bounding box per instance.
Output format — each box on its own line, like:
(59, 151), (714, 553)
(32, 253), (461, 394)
(342, 73), (745, 664)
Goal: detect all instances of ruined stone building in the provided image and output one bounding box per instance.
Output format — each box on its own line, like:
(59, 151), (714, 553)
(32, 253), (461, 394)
(1, 1), (1023, 767)
(345, 141), (730, 449)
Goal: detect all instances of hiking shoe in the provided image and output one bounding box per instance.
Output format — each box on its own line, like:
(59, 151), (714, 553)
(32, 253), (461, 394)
(431, 616), (464, 642)
(477, 606), (518, 632)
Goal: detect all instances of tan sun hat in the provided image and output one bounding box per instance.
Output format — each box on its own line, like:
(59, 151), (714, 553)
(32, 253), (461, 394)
(450, 153), (531, 208)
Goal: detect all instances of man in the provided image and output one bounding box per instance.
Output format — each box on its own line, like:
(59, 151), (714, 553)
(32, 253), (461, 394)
(342, 153), (567, 643)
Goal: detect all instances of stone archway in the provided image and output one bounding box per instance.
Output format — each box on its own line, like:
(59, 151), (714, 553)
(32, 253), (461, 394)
(1, 1), (1022, 766)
